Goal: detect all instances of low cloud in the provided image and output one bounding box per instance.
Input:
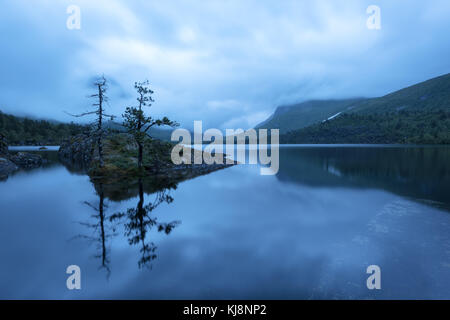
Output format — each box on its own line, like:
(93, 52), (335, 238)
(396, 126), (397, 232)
(0, 0), (450, 129)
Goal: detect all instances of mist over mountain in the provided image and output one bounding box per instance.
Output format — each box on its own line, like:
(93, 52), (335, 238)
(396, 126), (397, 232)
(256, 98), (366, 134)
(267, 73), (450, 144)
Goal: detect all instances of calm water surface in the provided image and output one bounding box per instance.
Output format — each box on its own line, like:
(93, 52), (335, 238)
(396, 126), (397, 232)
(0, 145), (449, 299)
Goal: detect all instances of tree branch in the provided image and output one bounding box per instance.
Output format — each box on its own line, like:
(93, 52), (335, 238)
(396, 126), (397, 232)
(64, 111), (97, 117)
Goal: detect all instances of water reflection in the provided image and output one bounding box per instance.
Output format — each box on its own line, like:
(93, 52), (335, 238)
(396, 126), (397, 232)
(277, 146), (450, 211)
(109, 178), (180, 269)
(76, 176), (180, 274)
(73, 183), (115, 277)
(1, 147), (449, 299)
(1, 150), (61, 182)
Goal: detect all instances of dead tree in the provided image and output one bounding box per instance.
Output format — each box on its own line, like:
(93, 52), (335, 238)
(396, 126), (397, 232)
(66, 76), (115, 168)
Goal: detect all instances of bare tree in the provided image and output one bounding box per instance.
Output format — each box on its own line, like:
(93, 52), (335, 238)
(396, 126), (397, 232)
(66, 76), (115, 168)
(123, 80), (178, 170)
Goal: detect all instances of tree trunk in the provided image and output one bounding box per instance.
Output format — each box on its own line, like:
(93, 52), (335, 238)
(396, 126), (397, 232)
(98, 135), (104, 168)
(138, 142), (143, 170)
(137, 95), (143, 170)
(97, 83), (104, 168)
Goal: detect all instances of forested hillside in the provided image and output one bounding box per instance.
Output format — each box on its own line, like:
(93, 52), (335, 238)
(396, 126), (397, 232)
(281, 110), (450, 144)
(278, 73), (450, 144)
(0, 111), (86, 145)
(352, 73), (450, 115)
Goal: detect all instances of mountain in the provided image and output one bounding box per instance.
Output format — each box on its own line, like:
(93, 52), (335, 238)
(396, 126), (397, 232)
(351, 73), (450, 115)
(281, 110), (450, 144)
(256, 98), (365, 134)
(270, 73), (450, 144)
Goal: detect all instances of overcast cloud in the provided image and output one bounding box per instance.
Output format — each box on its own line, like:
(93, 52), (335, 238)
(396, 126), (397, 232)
(1, 0), (450, 129)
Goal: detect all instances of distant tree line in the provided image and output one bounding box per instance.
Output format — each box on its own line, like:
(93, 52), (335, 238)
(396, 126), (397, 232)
(0, 111), (86, 145)
(280, 110), (450, 144)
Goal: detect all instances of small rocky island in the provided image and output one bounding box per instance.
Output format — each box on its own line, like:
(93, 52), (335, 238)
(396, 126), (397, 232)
(0, 132), (232, 183)
(56, 77), (232, 183)
(58, 132), (233, 183)
(2, 78), (233, 183)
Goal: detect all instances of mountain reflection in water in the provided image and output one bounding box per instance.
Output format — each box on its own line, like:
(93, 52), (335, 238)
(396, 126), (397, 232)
(277, 146), (450, 211)
(0, 145), (449, 299)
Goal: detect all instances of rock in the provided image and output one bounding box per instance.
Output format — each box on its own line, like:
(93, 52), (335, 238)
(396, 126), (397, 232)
(0, 133), (18, 178)
(0, 157), (18, 179)
(58, 134), (96, 169)
(9, 152), (44, 169)
(0, 133), (45, 178)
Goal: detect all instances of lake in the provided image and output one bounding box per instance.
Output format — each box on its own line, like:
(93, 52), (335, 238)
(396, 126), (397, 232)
(0, 145), (449, 299)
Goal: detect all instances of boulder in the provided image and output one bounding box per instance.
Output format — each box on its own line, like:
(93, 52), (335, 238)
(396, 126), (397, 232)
(0, 133), (45, 179)
(0, 133), (17, 178)
(9, 152), (44, 169)
(0, 157), (18, 179)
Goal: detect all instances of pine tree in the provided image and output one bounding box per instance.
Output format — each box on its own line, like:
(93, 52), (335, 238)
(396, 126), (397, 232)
(123, 80), (178, 170)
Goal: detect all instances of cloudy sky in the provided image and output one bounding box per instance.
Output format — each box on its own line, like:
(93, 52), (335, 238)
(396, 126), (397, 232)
(1, 0), (450, 129)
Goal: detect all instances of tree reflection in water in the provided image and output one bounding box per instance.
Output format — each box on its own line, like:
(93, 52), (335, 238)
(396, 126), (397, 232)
(75, 176), (180, 276)
(110, 178), (180, 269)
(73, 182), (116, 277)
